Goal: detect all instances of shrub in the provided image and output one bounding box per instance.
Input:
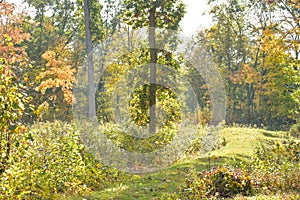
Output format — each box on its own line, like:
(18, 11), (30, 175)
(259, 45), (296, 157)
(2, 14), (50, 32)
(0, 58), (29, 174)
(0, 121), (124, 199)
(181, 166), (254, 199)
(251, 140), (300, 194)
(99, 122), (177, 153)
(290, 121), (300, 138)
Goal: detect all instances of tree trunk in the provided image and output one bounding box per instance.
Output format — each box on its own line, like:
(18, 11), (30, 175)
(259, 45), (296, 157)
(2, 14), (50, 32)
(246, 83), (255, 125)
(149, 7), (157, 134)
(83, 0), (96, 118)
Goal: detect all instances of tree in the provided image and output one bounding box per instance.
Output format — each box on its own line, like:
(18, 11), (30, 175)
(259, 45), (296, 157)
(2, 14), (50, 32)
(275, 0), (300, 60)
(0, 1), (30, 66)
(24, 0), (124, 121)
(83, 0), (96, 118)
(0, 1), (30, 173)
(23, 0), (83, 121)
(248, 0), (299, 128)
(122, 0), (186, 133)
(35, 50), (77, 121)
(24, 0), (78, 66)
(102, 0), (123, 36)
(258, 25), (299, 128)
(203, 0), (251, 124)
(201, 0), (299, 128)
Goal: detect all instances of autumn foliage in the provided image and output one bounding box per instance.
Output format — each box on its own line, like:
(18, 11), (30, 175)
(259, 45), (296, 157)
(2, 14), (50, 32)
(0, 1), (30, 66)
(0, 0), (299, 199)
(0, 0), (30, 175)
(35, 50), (77, 104)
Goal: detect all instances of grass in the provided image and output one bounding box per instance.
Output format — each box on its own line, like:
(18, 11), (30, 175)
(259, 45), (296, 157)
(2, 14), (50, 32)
(65, 127), (296, 200)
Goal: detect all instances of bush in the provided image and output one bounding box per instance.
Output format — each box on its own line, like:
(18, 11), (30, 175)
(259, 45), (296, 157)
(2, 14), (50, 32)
(0, 58), (29, 174)
(181, 166), (254, 199)
(99, 122), (177, 153)
(290, 121), (300, 138)
(251, 139), (300, 194)
(0, 121), (124, 199)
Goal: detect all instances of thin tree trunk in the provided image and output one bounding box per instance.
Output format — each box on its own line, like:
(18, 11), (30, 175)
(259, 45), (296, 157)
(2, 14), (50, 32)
(83, 0), (96, 118)
(149, 8), (157, 134)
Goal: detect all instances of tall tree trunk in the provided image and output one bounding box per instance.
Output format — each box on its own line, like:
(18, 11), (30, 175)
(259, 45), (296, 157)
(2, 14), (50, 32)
(83, 0), (96, 118)
(246, 83), (255, 125)
(149, 7), (157, 134)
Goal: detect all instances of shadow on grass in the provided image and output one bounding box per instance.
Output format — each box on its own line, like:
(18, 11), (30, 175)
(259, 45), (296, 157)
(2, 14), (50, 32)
(260, 130), (289, 140)
(69, 155), (251, 200)
(262, 131), (280, 138)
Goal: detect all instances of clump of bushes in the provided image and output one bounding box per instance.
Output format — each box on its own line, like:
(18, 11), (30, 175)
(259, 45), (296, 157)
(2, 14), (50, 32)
(251, 139), (300, 194)
(99, 122), (177, 153)
(0, 121), (124, 199)
(290, 121), (300, 138)
(181, 166), (254, 199)
(180, 139), (300, 199)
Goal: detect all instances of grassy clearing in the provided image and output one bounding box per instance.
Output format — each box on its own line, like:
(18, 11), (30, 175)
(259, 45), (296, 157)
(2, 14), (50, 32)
(65, 127), (296, 200)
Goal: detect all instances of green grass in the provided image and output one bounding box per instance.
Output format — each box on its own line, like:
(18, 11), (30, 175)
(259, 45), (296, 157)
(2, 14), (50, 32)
(65, 127), (296, 200)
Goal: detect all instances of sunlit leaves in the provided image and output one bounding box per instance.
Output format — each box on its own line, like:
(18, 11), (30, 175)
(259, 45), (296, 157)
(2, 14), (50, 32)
(0, 2), (30, 173)
(129, 84), (182, 126)
(0, 58), (29, 172)
(0, 2), (30, 66)
(122, 0), (186, 30)
(200, 0), (300, 128)
(35, 50), (77, 104)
